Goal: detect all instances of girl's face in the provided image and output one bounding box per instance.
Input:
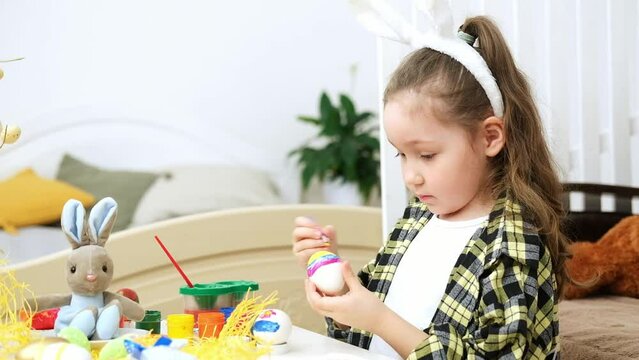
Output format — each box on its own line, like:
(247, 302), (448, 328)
(384, 90), (496, 221)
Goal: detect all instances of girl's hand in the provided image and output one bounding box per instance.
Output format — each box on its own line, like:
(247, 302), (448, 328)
(305, 260), (385, 334)
(292, 216), (338, 268)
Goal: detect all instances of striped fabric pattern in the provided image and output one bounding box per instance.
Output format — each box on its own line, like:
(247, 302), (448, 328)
(326, 195), (559, 359)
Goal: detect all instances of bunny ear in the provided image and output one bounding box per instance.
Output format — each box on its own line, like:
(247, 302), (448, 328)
(61, 199), (88, 249)
(88, 197), (118, 246)
(350, 0), (456, 41)
(417, 0), (455, 38)
(349, 0), (415, 44)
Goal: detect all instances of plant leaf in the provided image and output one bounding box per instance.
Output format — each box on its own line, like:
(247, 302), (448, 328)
(319, 92), (341, 136)
(301, 162), (315, 190)
(340, 94), (357, 127)
(297, 116), (321, 125)
(355, 111), (375, 125)
(340, 138), (358, 181)
(356, 134), (380, 150)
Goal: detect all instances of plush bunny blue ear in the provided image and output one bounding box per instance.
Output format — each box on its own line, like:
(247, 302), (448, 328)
(88, 197), (118, 246)
(61, 199), (87, 249)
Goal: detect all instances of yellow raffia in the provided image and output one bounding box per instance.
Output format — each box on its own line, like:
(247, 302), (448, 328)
(181, 291), (278, 360)
(0, 258), (36, 358)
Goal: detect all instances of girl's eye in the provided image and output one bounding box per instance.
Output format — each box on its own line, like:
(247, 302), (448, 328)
(70, 266), (76, 274)
(102, 265), (108, 273)
(421, 154), (436, 160)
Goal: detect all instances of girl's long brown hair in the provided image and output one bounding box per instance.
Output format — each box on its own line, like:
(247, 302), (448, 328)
(384, 16), (570, 296)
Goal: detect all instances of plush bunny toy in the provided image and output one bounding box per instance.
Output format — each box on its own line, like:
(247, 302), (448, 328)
(26, 197), (144, 340)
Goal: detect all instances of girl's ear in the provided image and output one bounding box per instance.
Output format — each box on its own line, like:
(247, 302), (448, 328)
(481, 116), (505, 157)
(61, 199), (87, 249)
(88, 197), (118, 247)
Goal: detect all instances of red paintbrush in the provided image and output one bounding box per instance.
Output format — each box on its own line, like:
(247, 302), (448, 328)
(154, 235), (194, 288)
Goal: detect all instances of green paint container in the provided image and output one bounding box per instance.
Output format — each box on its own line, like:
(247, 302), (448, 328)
(135, 310), (161, 334)
(179, 280), (259, 322)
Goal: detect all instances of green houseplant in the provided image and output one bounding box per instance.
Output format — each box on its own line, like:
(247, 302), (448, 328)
(289, 92), (380, 204)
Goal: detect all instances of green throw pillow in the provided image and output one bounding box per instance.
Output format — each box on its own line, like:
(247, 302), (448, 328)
(56, 154), (159, 232)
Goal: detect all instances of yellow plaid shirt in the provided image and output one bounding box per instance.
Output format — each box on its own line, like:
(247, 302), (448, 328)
(327, 196), (560, 359)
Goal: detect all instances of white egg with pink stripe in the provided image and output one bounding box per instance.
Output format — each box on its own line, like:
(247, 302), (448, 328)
(306, 251), (344, 296)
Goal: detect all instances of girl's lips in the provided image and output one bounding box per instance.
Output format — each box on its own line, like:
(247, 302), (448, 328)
(418, 195), (433, 201)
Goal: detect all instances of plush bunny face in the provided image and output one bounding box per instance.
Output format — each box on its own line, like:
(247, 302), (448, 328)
(61, 197), (118, 295)
(66, 245), (114, 296)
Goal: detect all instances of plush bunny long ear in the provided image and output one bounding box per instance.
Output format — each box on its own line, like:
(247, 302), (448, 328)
(88, 197), (118, 247)
(349, 0), (414, 44)
(61, 199), (89, 249)
(417, 0), (454, 37)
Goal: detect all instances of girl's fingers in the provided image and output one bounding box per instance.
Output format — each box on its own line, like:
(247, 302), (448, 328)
(305, 279), (332, 315)
(293, 217), (334, 243)
(292, 227), (323, 242)
(293, 239), (331, 254)
(305, 279), (324, 312)
(323, 225), (336, 242)
(341, 261), (360, 290)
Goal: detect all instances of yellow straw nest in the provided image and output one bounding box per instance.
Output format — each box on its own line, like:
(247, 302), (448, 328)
(182, 291), (278, 359)
(0, 259), (36, 358)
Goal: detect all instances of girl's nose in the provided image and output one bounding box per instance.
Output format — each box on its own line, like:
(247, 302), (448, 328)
(404, 170), (424, 186)
(86, 274), (97, 282)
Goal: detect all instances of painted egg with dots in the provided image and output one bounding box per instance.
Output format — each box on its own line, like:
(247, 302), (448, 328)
(252, 309), (292, 345)
(307, 251), (344, 295)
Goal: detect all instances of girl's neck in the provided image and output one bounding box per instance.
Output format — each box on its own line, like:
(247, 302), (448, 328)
(437, 192), (494, 221)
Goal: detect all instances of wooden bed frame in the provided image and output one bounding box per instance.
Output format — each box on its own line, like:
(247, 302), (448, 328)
(562, 182), (639, 241)
(8, 205), (383, 334)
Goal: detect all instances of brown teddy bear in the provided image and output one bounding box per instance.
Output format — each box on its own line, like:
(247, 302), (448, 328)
(564, 215), (639, 299)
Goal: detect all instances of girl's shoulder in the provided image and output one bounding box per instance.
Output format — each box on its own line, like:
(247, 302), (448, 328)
(484, 197), (550, 270)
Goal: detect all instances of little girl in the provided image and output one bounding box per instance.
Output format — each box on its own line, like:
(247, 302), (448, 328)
(293, 16), (567, 360)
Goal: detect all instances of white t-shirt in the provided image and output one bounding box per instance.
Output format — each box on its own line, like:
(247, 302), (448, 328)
(368, 214), (488, 359)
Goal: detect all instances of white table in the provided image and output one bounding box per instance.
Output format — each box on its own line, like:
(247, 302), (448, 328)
(264, 326), (395, 360)
(32, 325), (394, 359)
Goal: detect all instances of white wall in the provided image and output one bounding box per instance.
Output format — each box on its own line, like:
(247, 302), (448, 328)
(373, 0), (639, 236)
(0, 0), (379, 203)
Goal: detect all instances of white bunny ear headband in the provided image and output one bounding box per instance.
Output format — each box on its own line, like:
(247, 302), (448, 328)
(350, 0), (504, 118)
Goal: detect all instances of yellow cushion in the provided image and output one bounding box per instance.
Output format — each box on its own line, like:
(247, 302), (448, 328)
(0, 169), (95, 233)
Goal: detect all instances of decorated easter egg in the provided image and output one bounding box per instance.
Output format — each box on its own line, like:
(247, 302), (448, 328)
(99, 337), (128, 360)
(58, 326), (90, 351)
(252, 309), (292, 345)
(37, 342), (92, 360)
(307, 251), (344, 295)
(0, 124), (21, 144)
(16, 338), (68, 360)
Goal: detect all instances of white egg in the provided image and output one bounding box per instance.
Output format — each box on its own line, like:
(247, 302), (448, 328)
(307, 251), (345, 296)
(252, 309), (292, 345)
(310, 261), (345, 295)
(37, 342), (92, 360)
